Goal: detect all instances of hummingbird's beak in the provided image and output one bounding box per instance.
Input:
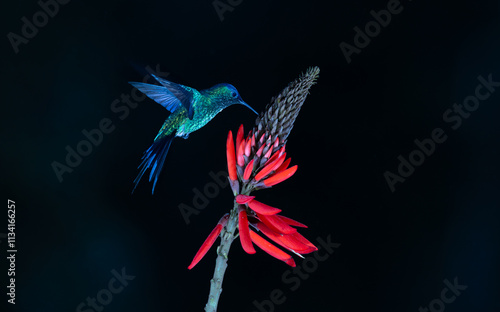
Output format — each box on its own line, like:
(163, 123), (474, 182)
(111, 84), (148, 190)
(239, 100), (259, 115)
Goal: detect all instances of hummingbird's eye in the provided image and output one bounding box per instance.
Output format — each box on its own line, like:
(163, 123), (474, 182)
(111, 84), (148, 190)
(231, 92), (238, 98)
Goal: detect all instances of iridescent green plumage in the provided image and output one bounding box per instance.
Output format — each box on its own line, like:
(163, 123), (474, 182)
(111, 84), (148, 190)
(129, 77), (257, 193)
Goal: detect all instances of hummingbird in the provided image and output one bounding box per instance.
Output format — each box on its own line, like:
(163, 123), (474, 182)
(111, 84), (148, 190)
(129, 74), (258, 194)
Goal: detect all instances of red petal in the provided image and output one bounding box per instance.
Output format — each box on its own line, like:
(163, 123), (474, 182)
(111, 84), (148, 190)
(243, 159), (254, 181)
(274, 158), (291, 174)
(251, 132), (256, 147)
(273, 137), (280, 148)
(257, 213), (297, 234)
(245, 139), (252, 157)
(263, 146), (273, 159)
(263, 165), (298, 187)
(237, 140), (245, 167)
(236, 124), (244, 155)
(271, 152), (286, 171)
(188, 214), (229, 270)
(290, 232), (318, 250)
(279, 145), (286, 156)
(248, 199), (281, 215)
(238, 207), (256, 254)
(235, 194), (255, 204)
(226, 131), (237, 181)
(262, 147), (285, 169)
(256, 144), (265, 157)
(249, 230), (295, 267)
(278, 215), (308, 228)
(254, 153), (286, 182)
(265, 148), (281, 166)
(256, 222), (312, 253)
(285, 258), (296, 267)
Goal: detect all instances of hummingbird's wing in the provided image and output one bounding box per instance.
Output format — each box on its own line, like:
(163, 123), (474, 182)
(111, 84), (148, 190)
(151, 75), (195, 120)
(129, 82), (185, 114)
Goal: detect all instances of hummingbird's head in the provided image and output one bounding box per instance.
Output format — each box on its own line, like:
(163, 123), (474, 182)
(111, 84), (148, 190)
(211, 83), (258, 115)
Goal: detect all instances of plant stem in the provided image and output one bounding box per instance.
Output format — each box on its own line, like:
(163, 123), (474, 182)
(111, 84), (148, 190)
(204, 204), (239, 312)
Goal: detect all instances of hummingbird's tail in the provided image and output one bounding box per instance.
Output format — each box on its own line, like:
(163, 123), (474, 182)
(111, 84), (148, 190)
(132, 133), (175, 194)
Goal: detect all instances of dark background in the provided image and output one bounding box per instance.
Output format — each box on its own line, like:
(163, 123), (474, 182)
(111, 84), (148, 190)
(1, 0), (500, 311)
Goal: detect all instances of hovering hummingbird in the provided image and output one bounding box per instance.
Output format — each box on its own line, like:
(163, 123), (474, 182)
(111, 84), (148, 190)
(129, 75), (258, 194)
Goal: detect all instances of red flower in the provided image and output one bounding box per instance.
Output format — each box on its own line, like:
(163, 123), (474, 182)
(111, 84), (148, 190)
(187, 125), (317, 269)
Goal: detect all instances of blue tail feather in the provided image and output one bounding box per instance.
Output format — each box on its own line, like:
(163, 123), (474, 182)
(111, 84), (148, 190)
(132, 133), (175, 194)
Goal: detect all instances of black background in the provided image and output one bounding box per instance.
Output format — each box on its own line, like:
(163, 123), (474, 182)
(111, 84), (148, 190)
(1, 0), (500, 311)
